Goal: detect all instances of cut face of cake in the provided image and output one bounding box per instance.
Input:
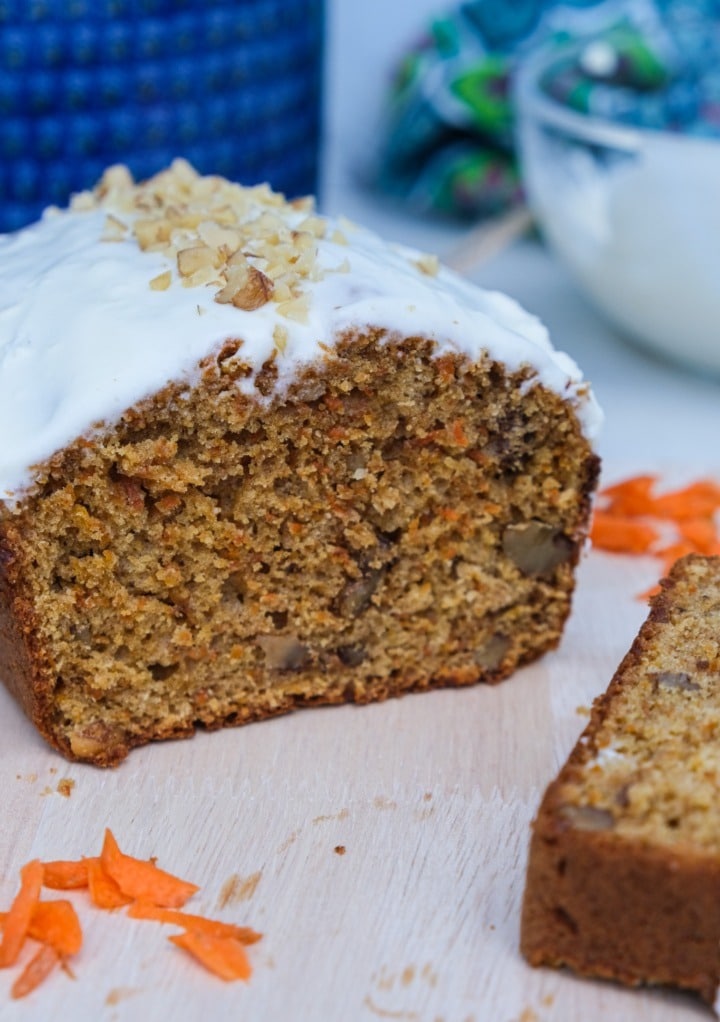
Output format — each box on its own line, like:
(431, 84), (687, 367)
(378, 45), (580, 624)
(521, 554), (720, 1007)
(0, 160), (601, 765)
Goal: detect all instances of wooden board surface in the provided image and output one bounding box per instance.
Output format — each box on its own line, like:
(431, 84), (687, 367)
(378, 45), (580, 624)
(0, 549), (711, 1021)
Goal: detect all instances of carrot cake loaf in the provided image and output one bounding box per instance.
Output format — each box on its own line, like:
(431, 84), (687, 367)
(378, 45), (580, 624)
(0, 160), (601, 765)
(521, 554), (720, 1008)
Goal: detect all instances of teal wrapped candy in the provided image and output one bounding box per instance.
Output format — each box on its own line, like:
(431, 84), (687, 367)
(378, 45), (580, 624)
(376, 0), (720, 219)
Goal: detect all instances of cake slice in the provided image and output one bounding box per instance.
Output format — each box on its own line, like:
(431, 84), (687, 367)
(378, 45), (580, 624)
(521, 553), (720, 1007)
(0, 161), (600, 765)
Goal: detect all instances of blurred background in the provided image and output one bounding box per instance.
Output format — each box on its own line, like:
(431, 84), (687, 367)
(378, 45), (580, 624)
(0, 0), (323, 232)
(0, 0), (719, 377)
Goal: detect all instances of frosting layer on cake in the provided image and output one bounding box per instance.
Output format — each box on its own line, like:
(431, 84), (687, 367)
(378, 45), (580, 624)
(0, 161), (602, 505)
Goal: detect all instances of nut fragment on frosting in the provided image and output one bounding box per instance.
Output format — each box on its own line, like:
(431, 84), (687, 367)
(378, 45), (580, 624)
(71, 159), (446, 319)
(415, 253), (440, 276)
(71, 159), (331, 320)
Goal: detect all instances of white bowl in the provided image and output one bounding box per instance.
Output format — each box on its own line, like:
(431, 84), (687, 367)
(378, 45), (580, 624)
(515, 45), (720, 376)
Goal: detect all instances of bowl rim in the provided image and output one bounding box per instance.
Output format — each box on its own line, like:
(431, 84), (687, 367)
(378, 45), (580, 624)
(514, 38), (715, 154)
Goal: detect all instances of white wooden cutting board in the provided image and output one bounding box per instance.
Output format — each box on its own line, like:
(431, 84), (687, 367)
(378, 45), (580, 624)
(0, 548), (711, 1022)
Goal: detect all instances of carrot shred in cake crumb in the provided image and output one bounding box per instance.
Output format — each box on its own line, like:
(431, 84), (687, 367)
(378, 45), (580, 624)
(0, 830), (261, 999)
(590, 475), (720, 595)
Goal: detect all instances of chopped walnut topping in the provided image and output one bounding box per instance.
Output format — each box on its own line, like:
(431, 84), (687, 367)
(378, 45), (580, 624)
(276, 294), (309, 323)
(415, 253), (440, 277)
(273, 324), (288, 354)
(102, 214), (128, 241)
(232, 266), (274, 311)
(75, 163), (446, 371)
(149, 271), (172, 291)
(216, 263), (274, 310)
(96, 163), (134, 197)
(296, 215), (326, 239)
(290, 195), (314, 212)
(70, 190), (97, 212)
(181, 264), (223, 289)
(177, 244), (219, 277)
(80, 159), (332, 332)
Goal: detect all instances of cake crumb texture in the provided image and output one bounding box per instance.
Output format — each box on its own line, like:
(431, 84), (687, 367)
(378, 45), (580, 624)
(0, 331), (596, 765)
(521, 553), (720, 1005)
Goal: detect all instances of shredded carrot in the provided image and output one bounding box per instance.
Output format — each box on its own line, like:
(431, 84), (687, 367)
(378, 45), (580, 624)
(599, 474), (658, 517)
(127, 901), (262, 944)
(591, 474), (720, 596)
(0, 830), (260, 999)
(677, 517), (720, 555)
(100, 829), (199, 908)
(169, 929), (252, 982)
(654, 541), (699, 577)
(86, 857), (132, 910)
(0, 859), (44, 968)
(590, 511), (659, 554)
(439, 507), (461, 523)
(10, 944), (60, 1000)
(451, 419), (469, 447)
(653, 480), (720, 521)
(28, 901), (83, 956)
(41, 860), (89, 891)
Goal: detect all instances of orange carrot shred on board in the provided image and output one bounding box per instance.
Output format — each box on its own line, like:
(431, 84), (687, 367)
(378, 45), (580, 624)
(41, 860), (89, 891)
(169, 929), (252, 982)
(127, 901), (262, 944)
(10, 944), (60, 1000)
(1, 831), (260, 999)
(0, 859), (44, 969)
(653, 481), (720, 521)
(590, 511), (659, 554)
(100, 829), (199, 909)
(677, 517), (720, 555)
(86, 857), (132, 911)
(655, 541), (700, 576)
(599, 474), (659, 517)
(28, 901), (83, 957)
(589, 474), (720, 598)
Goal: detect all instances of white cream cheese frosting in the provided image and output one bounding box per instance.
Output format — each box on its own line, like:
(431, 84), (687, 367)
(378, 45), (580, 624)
(0, 161), (602, 506)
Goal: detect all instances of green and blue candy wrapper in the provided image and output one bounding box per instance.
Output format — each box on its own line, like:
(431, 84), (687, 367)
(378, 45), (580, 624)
(376, 0), (720, 219)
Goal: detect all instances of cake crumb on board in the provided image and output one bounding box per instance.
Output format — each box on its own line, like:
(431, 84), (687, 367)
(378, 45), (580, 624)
(217, 870), (262, 908)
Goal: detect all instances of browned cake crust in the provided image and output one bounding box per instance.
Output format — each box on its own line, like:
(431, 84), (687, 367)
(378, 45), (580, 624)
(521, 554), (720, 1005)
(0, 328), (597, 766)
